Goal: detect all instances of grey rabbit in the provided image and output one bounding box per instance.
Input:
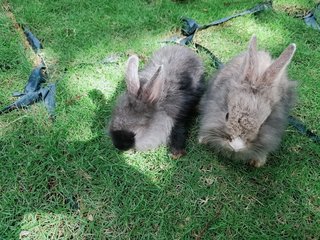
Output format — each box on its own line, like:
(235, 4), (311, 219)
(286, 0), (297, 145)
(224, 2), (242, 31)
(109, 45), (204, 158)
(198, 35), (297, 167)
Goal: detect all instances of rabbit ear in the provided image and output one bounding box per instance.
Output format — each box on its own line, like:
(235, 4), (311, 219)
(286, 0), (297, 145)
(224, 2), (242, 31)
(126, 55), (140, 95)
(142, 65), (163, 103)
(245, 35), (258, 82)
(262, 44), (296, 84)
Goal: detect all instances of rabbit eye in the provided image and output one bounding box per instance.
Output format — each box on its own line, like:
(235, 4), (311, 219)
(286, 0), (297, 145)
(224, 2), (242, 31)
(238, 118), (241, 124)
(225, 112), (229, 121)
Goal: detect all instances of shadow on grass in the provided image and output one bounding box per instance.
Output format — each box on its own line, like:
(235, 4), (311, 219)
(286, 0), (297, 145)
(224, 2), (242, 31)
(0, 82), (160, 238)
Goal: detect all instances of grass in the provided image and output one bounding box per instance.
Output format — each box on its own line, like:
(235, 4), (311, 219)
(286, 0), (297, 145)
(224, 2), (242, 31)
(0, 0), (320, 239)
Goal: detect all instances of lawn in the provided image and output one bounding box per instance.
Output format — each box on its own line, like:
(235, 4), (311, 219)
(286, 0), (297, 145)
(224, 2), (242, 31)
(0, 0), (319, 239)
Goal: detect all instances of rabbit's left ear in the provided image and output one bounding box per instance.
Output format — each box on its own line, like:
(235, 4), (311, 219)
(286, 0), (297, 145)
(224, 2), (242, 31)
(262, 43), (296, 85)
(142, 65), (164, 103)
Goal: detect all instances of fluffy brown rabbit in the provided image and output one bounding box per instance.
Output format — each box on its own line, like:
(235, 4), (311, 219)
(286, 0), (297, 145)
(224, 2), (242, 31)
(198, 35), (297, 167)
(109, 45), (204, 158)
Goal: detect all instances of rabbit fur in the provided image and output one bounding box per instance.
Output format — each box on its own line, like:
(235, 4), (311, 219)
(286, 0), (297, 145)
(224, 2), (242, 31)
(109, 45), (204, 157)
(198, 35), (297, 167)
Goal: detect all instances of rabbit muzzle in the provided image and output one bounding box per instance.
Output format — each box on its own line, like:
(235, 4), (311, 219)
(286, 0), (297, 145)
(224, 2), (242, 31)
(229, 137), (246, 152)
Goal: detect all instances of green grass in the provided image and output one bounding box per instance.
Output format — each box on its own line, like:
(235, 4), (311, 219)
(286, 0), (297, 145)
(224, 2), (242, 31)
(1, 0), (320, 239)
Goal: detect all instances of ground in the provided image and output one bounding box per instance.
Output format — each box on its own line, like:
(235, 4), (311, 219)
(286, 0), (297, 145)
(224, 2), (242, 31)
(0, 0), (319, 239)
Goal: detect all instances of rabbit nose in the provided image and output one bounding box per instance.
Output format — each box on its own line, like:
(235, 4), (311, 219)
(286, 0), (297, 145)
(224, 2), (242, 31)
(229, 137), (246, 152)
(110, 130), (135, 151)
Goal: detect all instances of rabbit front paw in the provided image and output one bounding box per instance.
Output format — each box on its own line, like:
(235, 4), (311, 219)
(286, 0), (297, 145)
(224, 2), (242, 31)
(249, 156), (267, 168)
(170, 148), (186, 160)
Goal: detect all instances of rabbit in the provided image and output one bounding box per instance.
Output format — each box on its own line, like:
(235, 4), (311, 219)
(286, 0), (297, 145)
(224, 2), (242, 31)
(198, 35), (297, 167)
(109, 45), (204, 158)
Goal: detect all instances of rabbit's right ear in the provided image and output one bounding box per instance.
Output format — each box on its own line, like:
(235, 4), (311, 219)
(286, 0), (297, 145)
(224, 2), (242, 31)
(126, 55), (140, 95)
(244, 35), (258, 83)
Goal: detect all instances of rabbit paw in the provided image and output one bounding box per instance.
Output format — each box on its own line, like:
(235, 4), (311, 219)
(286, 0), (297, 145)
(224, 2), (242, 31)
(249, 157), (266, 168)
(170, 149), (186, 160)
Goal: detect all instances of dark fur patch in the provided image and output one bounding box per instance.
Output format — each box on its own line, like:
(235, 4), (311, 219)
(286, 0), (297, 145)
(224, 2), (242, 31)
(169, 75), (205, 153)
(110, 130), (135, 151)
